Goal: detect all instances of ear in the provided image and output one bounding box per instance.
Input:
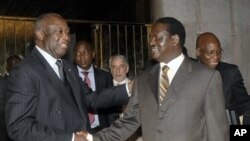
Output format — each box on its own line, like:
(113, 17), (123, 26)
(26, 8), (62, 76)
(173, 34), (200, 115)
(126, 65), (129, 73)
(35, 29), (45, 41)
(92, 51), (96, 58)
(172, 35), (179, 46)
(196, 48), (201, 56)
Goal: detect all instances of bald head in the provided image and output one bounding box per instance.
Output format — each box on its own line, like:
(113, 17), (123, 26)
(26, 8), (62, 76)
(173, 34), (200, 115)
(196, 32), (222, 69)
(196, 32), (221, 49)
(35, 13), (66, 32)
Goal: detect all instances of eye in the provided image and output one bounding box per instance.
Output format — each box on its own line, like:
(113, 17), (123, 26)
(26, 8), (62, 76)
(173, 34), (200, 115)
(217, 50), (222, 54)
(206, 50), (214, 55)
(55, 29), (63, 35)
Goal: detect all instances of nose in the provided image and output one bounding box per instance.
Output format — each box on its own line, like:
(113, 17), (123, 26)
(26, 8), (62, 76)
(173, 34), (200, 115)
(62, 31), (70, 42)
(149, 37), (156, 47)
(115, 68), (120, 73)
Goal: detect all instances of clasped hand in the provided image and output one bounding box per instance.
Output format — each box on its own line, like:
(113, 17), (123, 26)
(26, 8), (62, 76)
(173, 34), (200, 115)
(74, 131), (88, 141)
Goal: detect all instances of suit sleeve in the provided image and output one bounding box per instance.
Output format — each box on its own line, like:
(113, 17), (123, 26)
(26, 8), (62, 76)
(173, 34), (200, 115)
(230, 67), (250, 124)
(5, 68), (72, 141)
(205, 71), (229, 141)
(85, 84), (129, 108)
(93, 80), (140, 141)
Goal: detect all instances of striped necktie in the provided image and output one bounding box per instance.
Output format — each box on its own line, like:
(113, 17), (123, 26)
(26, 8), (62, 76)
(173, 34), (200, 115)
(159, 65), (169, 106)
(56, 60), (64, 81)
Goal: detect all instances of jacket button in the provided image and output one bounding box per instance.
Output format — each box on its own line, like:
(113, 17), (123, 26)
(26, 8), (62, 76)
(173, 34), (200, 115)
(157, 129), (163, 133)
(56, 109), (61, 114)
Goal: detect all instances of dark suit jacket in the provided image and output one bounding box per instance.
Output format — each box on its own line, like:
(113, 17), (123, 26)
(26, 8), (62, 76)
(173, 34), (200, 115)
(216, 61), (250, 124)
(77, 67), (120, 133)
(94, 58), (229, 141)
(0, 77), (12, 141)
(5, 48), (129, 141)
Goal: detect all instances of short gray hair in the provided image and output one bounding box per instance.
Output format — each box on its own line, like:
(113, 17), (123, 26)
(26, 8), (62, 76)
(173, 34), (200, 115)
(109, 55), (129, 68)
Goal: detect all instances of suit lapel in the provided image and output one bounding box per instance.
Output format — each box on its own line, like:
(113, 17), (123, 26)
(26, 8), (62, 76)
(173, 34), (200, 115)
(148, 63), (161, 103)
(31, 48), (67, 91)
(149, 58), (191, 106)
(63, 61), (87, 118)
(93, 68), (100, 90)
(161, 58), (191, 105)
(31, 48), (83, 116)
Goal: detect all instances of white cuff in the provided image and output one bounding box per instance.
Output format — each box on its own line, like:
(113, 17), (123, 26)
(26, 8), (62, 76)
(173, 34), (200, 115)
(87, 133), (93, 141)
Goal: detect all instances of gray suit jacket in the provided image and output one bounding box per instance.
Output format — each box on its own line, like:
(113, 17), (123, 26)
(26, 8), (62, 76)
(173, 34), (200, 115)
(94, 58), (229, 141)
(5, 48), (129, 141)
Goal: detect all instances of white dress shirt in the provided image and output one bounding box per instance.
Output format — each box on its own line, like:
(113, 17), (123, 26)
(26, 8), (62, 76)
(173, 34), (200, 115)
(77, 65), (100, 128)
(113, 77), (130, 86)
(36, 46), (62, 79)
(159, 53), (184, 85)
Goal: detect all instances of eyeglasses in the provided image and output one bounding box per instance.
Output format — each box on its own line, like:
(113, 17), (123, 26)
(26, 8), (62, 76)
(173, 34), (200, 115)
(199, 48), (223, 57)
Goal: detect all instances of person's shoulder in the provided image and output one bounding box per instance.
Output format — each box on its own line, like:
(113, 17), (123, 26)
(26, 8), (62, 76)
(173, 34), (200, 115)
(94, 67), (111, 74)
(188, 57), (198, 62)
(187, 58), (218, 76)
(93, 67), (113, 78)
(136, 62), (160, 80)
(187, 57), (209, 69)
(0, 76), (6, 82)
(217, 61), (238, 70)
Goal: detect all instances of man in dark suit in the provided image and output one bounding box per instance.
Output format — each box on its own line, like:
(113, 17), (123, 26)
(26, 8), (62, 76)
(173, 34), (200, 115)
(82, 17), (229, 141)
(196, 32), (250, 125)
(74, 40), (120, 133)
(5, 13), (130, 141)
(0, 55), (22, 141)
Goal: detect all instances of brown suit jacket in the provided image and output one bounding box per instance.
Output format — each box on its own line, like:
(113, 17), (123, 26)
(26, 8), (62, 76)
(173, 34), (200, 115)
(94, 58), (229, 141)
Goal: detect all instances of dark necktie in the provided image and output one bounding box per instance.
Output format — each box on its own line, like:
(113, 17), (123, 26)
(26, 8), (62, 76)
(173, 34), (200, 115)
(82, 71), (95, 124)
(159, 65), (169, 106)
(56, 60), (64, 81)
(82, 71), (91, 88)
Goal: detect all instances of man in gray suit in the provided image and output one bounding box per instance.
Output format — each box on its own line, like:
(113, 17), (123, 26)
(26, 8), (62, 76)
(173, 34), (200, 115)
(5, 13), (130, 141)
(83, 17), (229, 141)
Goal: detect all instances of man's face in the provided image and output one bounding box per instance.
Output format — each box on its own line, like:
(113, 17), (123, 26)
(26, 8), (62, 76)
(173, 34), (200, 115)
(149, 23), (173, 62)
(197, 39), (222, 69)
(42, 16), (70, 59)
(110, 58), (129, 82)
(74, 43), (95, 70)
(6, 58), (21, 72)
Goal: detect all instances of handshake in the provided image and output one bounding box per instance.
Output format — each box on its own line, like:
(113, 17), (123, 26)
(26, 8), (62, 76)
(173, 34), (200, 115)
(74, 131), (90, 141)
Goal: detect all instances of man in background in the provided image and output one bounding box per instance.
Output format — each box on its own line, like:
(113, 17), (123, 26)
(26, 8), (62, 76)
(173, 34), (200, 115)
(109, 55), (131, 117)
(74, 40), (119, 133)
(3, 55), (22, 79)
(0, 55), (22, 141)
(196, 32), (250, 125)
(109, 55), (142, 141)
(109, 55), (131, 87)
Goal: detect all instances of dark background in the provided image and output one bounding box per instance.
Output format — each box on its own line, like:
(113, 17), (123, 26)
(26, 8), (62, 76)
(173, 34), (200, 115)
(0, 0), (150, 23)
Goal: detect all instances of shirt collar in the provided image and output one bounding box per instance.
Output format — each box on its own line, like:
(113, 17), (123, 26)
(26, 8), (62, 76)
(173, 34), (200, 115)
(36, 46), (59, 67)
(77, 65), (94, 74)
(160, 53), (184, 71)
(113, 77), (129, 85)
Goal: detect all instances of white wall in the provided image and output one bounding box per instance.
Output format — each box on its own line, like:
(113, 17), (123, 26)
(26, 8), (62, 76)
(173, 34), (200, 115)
(151, 0), (250, 93)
